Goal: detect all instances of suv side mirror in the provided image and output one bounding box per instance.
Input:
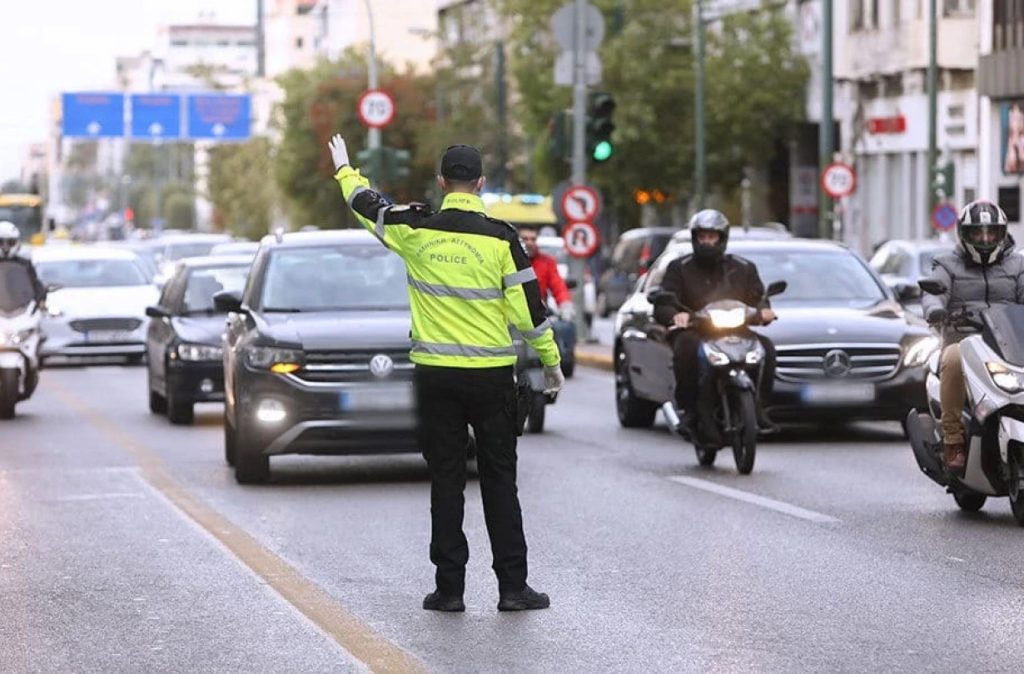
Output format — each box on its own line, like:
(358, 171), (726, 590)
(766, 280), (788, 297)
(918, 278), (947, 296)
(145, 305), (170, 319)
(213, 290), (244, 313)
(895, 282), (921, 302)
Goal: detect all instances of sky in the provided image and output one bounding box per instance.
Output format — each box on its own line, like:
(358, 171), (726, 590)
(0, 0), (254, 181)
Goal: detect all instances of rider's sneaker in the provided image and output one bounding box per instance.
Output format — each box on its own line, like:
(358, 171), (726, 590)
(944, 442), (967, 476)
(756, 407), (780, 434)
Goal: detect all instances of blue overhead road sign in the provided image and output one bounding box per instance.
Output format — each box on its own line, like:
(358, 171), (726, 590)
(187, 94), (250, 140)
(131, 94), (182, 140)
(62, 92), (125, 138)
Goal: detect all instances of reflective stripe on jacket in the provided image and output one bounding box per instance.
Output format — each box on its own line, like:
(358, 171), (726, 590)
(336, 165), (560, 369)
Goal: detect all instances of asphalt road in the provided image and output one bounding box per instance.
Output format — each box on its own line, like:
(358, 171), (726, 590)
(5, 361), (1024, 672)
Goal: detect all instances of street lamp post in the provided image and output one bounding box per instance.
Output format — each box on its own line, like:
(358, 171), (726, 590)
(362, 0), (380, 151)
(694, 0), (706, 211)
(818, 0), (834, 239)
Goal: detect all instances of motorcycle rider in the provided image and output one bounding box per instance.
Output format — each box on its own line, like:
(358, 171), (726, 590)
(921, 200), (1024, 475)
(0, 221), (46, 304)
(653, 210), (777, 444)
(517, 224), (574, 323)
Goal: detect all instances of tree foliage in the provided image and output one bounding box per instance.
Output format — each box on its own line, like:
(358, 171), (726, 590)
(207, 138), (276, 240)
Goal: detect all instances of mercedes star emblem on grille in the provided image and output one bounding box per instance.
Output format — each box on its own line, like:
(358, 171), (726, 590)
(823, 349), (852, 377)
(369, 354), (395, 378)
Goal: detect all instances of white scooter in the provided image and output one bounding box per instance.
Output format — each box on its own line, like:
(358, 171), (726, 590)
(906, 278), (1024, 524)
(0, 298), (42, 419)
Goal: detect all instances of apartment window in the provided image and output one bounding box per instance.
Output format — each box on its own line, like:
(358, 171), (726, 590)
(892, 0), (901, 25)
(944, 0), (975, 16)
(993, 0), (1024, 51)
(851, 0), (864, 31)
(296, 37), (304, 49)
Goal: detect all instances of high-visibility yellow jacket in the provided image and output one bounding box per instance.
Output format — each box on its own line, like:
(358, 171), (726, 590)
(336, 165), (560, 369)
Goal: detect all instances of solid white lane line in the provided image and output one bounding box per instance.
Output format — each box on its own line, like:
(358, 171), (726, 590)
(48, 492), (145, 502)
(667, 476), (841, 524)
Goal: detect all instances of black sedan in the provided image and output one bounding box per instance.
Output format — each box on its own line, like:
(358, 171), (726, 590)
(614, 239), (935, 428)
(145, 256), (252, 424)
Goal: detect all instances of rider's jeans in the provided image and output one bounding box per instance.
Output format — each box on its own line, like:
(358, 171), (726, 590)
(940, 343), (966, 445)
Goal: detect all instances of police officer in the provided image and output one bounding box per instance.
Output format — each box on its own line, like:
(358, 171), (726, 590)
(329, 135), (563, 612)
(0, 221), (46, 304)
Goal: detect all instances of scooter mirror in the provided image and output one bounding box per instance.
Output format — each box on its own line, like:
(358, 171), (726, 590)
(766, 280), (787, 297)
(918, 278), (948, 296)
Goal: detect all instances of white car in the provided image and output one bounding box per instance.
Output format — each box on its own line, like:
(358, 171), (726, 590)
(537, 235), (597, 315)
(35, 247), (159, 361)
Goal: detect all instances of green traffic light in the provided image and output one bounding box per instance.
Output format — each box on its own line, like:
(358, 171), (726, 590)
(593, 140), (613, 162)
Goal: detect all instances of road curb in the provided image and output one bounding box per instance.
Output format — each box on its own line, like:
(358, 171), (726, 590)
(576, 348), (614, 372)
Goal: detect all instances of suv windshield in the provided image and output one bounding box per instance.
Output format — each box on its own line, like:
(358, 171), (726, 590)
(163, 241), (225, 261)
(260, 244), (408, 312)
(184, 265), (250, 314)
(37, 258), (148, 288)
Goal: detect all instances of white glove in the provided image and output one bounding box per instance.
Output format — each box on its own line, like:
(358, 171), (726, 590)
(543, 364), (565, 395)
(328, 134), (350, 170)
(558, 302), (575, 322)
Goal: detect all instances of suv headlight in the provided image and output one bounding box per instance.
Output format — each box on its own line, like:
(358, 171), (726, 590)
(246, 345), (304, 373)
(904, 336), (940, 368)
(177, 343), (223, 362)
(987, 362), (1024, 394)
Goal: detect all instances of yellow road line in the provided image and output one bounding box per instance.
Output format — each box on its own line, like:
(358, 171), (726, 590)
(48, 379), (429, 674)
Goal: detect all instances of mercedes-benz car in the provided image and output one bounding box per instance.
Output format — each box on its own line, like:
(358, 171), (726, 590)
(614, 238), (934, 428)
(216, 230), (415, 484)
(36, 246), (159, 362)
(145, 255), (252, 425)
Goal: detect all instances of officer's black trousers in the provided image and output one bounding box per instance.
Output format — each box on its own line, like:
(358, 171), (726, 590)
(414, 364), (527, 596)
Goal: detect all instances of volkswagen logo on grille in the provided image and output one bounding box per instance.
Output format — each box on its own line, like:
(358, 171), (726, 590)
(823, 349), (852, 378)
(369, 354), (395, 379)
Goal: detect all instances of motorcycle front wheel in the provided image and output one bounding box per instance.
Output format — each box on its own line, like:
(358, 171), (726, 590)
(0, 369), (19, 419)
(1007, 446), (1024, 526)
(731, 389), (758, 475)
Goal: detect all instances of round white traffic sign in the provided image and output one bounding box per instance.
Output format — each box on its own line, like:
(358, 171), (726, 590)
(357, 89), (395, 129)
(821, 162), (856, 199)
(563, 221), (600, 259)
(560, 185), (601, 222)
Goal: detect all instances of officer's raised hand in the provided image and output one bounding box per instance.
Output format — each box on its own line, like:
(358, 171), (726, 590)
(543, 364), (565, 395)
(328, 134), (350, 170)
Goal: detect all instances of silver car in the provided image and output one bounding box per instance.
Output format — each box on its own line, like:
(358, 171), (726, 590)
(35, 247), (159, 362)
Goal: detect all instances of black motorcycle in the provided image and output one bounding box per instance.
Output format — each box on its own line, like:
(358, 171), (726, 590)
(651, 281), (786, 474)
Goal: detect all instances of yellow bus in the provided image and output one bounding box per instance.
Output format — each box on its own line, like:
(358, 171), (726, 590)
(481, 193), (558, 230)
(0, 193), (45, 245)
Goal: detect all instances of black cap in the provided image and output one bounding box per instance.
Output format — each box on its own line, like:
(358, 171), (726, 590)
(440, 144), (483, 181)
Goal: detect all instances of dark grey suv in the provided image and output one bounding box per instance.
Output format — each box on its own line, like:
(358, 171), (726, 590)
(215, 230), (416, 484)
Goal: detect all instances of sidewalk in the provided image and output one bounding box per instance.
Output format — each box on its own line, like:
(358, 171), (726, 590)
(574, 318), (614, 371)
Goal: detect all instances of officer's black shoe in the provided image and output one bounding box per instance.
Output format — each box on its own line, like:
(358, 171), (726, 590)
(672, 409), (697, 441)
(497, 585), (550, 611)
(423, 591), (465, 612)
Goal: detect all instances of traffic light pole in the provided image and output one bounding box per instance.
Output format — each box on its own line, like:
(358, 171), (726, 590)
(570, 0), (591, 342)
(927, 0), (938, 212)
(694, 0), (706, 210)
(363, 0), (380, 151)
(818, 0), (834, 239)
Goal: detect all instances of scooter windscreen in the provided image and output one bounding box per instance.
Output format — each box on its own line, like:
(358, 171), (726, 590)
(0, 263), (36, 315)
(982, 304), (1024, 368)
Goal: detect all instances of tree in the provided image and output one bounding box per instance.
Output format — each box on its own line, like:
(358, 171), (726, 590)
(207, 138), (277, 240)
(500, 0), (808, 222)
(274, 51), (438, 230)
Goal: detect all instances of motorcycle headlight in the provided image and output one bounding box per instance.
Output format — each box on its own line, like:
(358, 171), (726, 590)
(0, 329), (37, 346)
(745, 344), (765, 364)
(246, 345), (304, 373)
(176, 343), (223, 362)
(707, 307), (746, 329)
(986, 362), (1024, 394)
(45, 304), (63, 318)
(903, 336), (940, 368)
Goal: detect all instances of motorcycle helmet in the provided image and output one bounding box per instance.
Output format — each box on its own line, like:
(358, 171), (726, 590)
(689, 209), (730, 263)
(0, 221), (20, 259)
(957, 200), (1009, 265)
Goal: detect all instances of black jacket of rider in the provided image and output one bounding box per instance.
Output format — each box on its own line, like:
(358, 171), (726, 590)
(0, 255), (47, 304)
(653, 253), (770, 327)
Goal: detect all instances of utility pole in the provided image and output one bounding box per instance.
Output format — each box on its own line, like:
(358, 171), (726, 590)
(818, 0), (834, 239)
(694, 0), (706, 210)
(495, 41), (508, 191)
(570, 0), (590, 341)
(256, 0), (265, 78)
(363, 0), (380, 151)
(927, 0), (938, 212)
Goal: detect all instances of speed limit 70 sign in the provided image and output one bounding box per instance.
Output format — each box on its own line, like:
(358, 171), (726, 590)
(821, 162), (856, 199)
(357, 89), (395, 129)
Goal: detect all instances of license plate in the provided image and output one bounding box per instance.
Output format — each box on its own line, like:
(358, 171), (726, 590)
(85, 330), (131, 343)
(801, 383), (875, 404)
(339, 386), (413, 412)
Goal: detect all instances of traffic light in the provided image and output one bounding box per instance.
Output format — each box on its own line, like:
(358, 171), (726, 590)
(587, 92), (616, 163)
(356, 146), (410, 184)
(931, 159), (955, 203)
(547, 111), (570, 163)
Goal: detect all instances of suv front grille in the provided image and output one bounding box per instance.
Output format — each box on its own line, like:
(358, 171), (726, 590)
(69, 318), (142, 333)
(775, 343), (902, 383)
(296, 349), (413, 383)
